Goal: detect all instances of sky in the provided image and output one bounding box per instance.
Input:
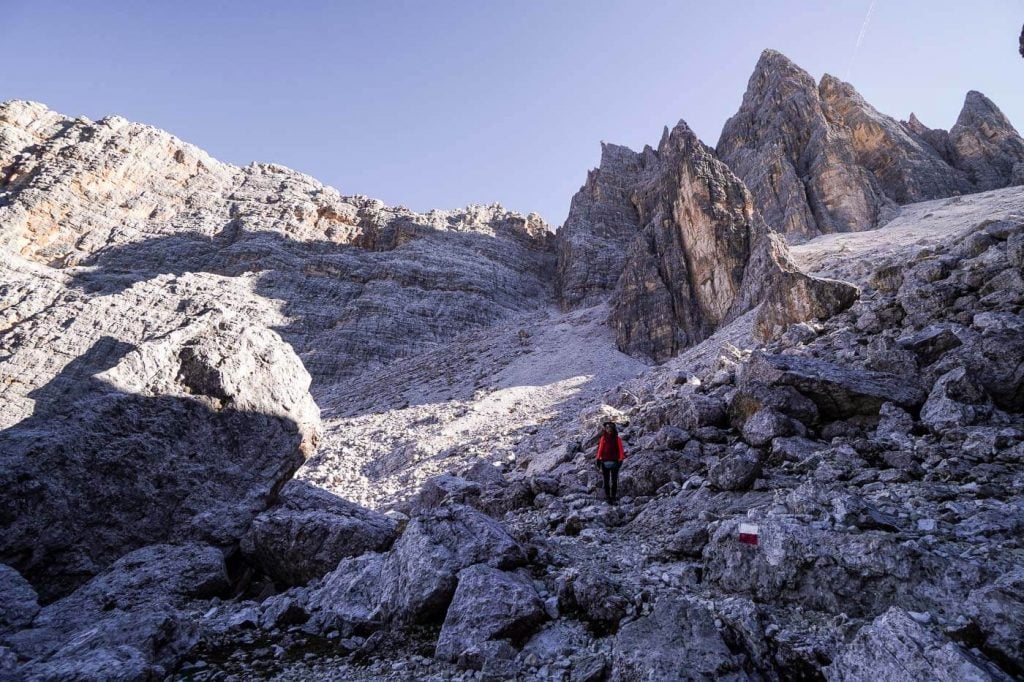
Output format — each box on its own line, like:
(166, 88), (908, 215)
(2, 1), (1022, 227)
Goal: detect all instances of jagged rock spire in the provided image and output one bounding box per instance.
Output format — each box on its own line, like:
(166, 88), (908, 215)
(716, 49), (896, 241)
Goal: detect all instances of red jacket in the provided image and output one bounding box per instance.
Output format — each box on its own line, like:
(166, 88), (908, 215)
(596, 434), (625, 462)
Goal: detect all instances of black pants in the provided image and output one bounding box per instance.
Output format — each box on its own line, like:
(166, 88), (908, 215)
(601, 462), (620, 500)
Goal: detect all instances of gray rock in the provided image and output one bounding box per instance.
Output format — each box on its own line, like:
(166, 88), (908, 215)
(897, 324), (963, 365)
(565, 570), (631, 632)
(828, 607), (1005, 681)
(617, 449), (696, 497)
(963, 568), (1024, 672)
(434, 565), (546, 664)
(411, 474), (484, 513)
(741, 408), (803, 447)
(305, 552), (387, 637)
(921, 367), (994, 432)
(610, 596), (749, 681)
(0, 564), (39, 635)
(708, 447), (762, 491)
(741, 351), (926, 420)
(379, 505), (526, 623)
(950, 91), (1024, 191)
(0, 320), (319, 600)
(717, 50), (895, 241)
(667, 521), (710, 558)
(242, 480), (398, 586)
(8, 543), (228, 679)
(729, 381), (819, 429)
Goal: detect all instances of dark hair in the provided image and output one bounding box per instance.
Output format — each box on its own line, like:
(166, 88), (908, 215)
(601, 421), (618, 437)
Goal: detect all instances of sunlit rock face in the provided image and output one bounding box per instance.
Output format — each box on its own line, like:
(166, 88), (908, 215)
(556, 118), (857, 363)
(0, 100), (556, 395)
(717, 50), (896, 242)
(717, 50), (1024, 241)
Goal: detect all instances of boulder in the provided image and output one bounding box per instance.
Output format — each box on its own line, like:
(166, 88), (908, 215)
(411, 474), (484, 513)
(728, 381), (819, 428)
(305, 552), (387, 637)
(610, 596), (748, 681)
(7, 544), (228, 680)
(741, 351), (925, 420)
(708, 447), (762, 491)
(434, 565), (546, 664)
(897, 325), (964, 365)
(618, 449), (696, 497)
(741, 408), (804, 447)
(241, 480), (398, 586)
(0, 320), (320, 600)
(563, 570), (631, 632)
(828, 608), (1004, 681)
(378, 505), (526, 623)
(921, 367), (994, 432)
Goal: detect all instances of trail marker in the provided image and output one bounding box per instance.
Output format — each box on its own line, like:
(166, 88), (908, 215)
(738, 523), (759, 546)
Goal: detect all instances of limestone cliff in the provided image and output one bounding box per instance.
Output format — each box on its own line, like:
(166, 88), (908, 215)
(718, 50), (1024, 240)
(557, 118), (857, 363)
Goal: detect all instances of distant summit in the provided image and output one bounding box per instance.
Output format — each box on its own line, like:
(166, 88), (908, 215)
(717, 49), (1024, 241)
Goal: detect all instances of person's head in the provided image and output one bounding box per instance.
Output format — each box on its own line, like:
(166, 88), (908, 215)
(602, 421), (618, 437)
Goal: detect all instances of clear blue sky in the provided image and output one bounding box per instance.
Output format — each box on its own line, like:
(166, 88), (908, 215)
(2, 1), (1022, 226)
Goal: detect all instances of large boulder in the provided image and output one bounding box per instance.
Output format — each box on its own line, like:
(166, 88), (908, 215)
(305, 552), (388, 637)
(828, 608), (1005, 681)
(6, 544), (228, 680)
(0, 319), (320, 600)
(609, 596), (749, 681)
(920, 367), (995, 433)
(378, 505), (526, 623)
(741, 351), (926, 420)
(241, 480), (398, 586)
(434, 565), (546, 664)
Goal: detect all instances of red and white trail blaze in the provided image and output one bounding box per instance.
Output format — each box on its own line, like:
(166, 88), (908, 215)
(738, 523), (760, 546)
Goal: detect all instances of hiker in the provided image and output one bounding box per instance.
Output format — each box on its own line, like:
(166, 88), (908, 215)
(595, 421), (625, 504)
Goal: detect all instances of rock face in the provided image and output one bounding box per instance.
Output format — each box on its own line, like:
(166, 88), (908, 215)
(0, 316), (320, 600)
(950, 91), (1024, 191)
(819, 74), (973, 203)
(0, 100), (555, 395)
(559, 118), (858, 362)
(717, 50), (896, 241)
(718, 50), (1024, 240)
(555, 143), (643, 308)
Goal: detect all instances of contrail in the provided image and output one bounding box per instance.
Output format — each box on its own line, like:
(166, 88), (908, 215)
(845, 0), (878, 81)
